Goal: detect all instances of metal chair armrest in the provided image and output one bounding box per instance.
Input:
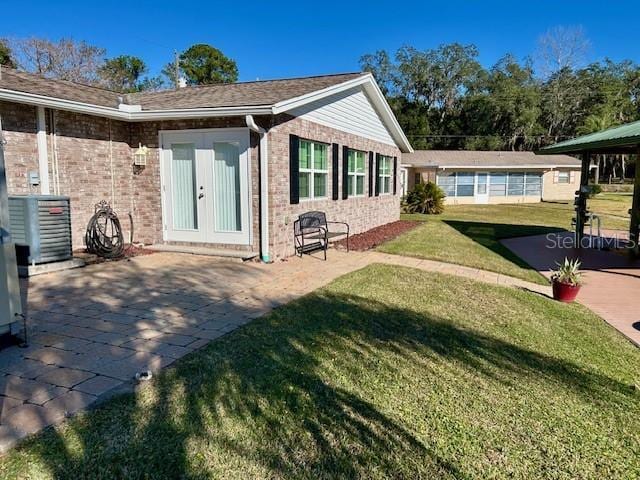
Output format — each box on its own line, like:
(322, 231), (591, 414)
(326, 221), (349, 233)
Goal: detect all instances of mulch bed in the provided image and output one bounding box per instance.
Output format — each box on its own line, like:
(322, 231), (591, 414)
(73, 245), (156, 266)
(334, 220), (421, 252)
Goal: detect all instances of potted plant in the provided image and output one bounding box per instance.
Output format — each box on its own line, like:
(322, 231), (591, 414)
(550, 258), (583, 302)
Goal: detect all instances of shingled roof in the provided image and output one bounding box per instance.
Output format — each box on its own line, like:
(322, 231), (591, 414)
(127, 73), (365, 110)
(0, 68), (412, 152)
(0, 68), (121, 107)
(403, 150), (580, 168)
(0, 67), (366, 110)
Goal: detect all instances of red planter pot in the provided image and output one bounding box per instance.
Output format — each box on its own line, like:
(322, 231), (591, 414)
(552, 280), (581, 303)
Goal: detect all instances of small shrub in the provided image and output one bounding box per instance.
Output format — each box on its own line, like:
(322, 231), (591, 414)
(587, 184), (603, 198)
(404, 182), (445, 215)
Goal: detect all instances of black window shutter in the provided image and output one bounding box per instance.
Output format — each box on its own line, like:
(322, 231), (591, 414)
(368, 151), (374, 197)
(342, 146), (349, 200)
(289, 135), (300, 204)
(332, 143), (339, 200)
(393, 156), (398, 195)
(375, 153), (381, 196)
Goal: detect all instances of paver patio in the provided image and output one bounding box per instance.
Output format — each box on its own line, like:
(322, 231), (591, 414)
(0, 249), (548, 452)
(502, 231), (640, 347)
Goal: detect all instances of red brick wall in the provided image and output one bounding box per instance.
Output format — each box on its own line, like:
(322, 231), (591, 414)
(50, 110), (133, 247)
(1, 102), (401, 258)
(0, 101), (40, 195)
(267, 114), (401, 259)
(0, 103), (261, 251)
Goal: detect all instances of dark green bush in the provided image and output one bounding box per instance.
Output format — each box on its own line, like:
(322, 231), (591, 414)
(587, 184), (603, 198)
(404, 182), (445, 214)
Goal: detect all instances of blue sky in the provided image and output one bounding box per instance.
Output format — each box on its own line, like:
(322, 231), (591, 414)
(3, 1), (638, 82)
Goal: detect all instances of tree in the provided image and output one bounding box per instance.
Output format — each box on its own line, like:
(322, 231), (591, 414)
(360, 50), (395, 96)
(164, 44), (238, 86)
(462, 55), (542, 150)
(360, 32), (640, 156)
(99, 55), (162, 92)
(9, 37), (105, 83)
(395, 43), (482, 117)
(536, 25), (590, 78)
(0, 39), (15, 68)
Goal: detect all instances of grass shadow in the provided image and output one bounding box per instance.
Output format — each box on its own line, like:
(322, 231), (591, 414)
(3, 263), (639, 478)
(443, 220), (566, 274)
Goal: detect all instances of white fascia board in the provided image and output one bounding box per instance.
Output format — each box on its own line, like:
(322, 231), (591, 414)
(0, 89), (272, 121)
(0, 89), (129, 120)
(128, 106), (272, 121)
(272, 74), (414, 153)
(437, 164), (581, 170)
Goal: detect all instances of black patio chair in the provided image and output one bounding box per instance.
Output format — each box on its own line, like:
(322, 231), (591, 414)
(293, 211), (349, 260)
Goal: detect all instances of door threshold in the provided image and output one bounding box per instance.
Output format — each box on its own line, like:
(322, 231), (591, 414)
(151, 244), (259, 261)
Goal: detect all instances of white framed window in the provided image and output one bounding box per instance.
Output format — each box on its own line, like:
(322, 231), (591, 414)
(489, 172), (507, 196)
(437, 172), (475, 197)
(347, 149), (366, 196)
(557, 171), (570, 184)
(437, 172), (455, 196)
(299, 140), (328, 200)
(379, 155), (392, 194)
(507, 172), (525, 196)
(525, 172), (542, 195)
(456, 172), (475, 196)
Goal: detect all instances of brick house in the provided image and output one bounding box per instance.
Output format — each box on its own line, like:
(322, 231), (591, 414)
(401, 150), (581, 204)
(0, 69), (412, 261)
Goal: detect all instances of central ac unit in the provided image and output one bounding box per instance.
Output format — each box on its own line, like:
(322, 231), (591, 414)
(9, 195), (72, 265)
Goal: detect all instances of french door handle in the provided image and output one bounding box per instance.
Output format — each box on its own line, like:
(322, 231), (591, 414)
(198, 193), (204, 199)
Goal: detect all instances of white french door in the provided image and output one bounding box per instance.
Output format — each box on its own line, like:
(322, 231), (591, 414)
(161, 128), (251, 245)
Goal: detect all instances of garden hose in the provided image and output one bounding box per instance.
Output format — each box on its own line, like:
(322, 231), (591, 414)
(85, 201), (125, 259)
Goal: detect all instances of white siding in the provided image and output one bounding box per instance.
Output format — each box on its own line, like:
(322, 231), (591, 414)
(289, 86), (396, 147)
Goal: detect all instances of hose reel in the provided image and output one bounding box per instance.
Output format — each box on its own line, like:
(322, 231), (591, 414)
(85, 200), (125, 259)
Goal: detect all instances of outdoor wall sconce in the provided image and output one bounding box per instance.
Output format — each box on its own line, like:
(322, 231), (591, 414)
(133, 143), (149, 167)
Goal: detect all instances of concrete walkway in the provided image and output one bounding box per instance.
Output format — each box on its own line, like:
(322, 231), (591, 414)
(0, 249), (547, 452)
(503, 231), (640, 347)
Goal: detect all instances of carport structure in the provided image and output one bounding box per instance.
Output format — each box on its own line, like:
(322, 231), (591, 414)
(539, 120), (640, 253)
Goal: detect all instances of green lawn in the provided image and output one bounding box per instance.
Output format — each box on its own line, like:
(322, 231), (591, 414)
(380, 196), (632, 285)
(589, 192), (633, 226)
(2, 265), (639, 479)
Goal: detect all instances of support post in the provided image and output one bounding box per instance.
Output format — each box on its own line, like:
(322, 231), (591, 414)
(629, 146), (640, 256)
(574, 151), (590, 248)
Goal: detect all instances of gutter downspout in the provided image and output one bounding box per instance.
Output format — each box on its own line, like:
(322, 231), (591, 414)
(245, 115), (270, 263)
(36, 106), (50, 194)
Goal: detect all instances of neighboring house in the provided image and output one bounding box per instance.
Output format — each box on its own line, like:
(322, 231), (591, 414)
(0, 68), (412, 261)
(401, 150), (581, 204)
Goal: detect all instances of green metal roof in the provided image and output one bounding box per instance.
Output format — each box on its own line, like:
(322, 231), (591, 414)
(539, 119), (640, 154)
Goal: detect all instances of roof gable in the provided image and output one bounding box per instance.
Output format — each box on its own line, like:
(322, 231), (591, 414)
(288, 85), (396, 147)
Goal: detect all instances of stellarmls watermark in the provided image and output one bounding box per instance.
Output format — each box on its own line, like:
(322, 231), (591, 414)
(545, 232), (634, 250)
